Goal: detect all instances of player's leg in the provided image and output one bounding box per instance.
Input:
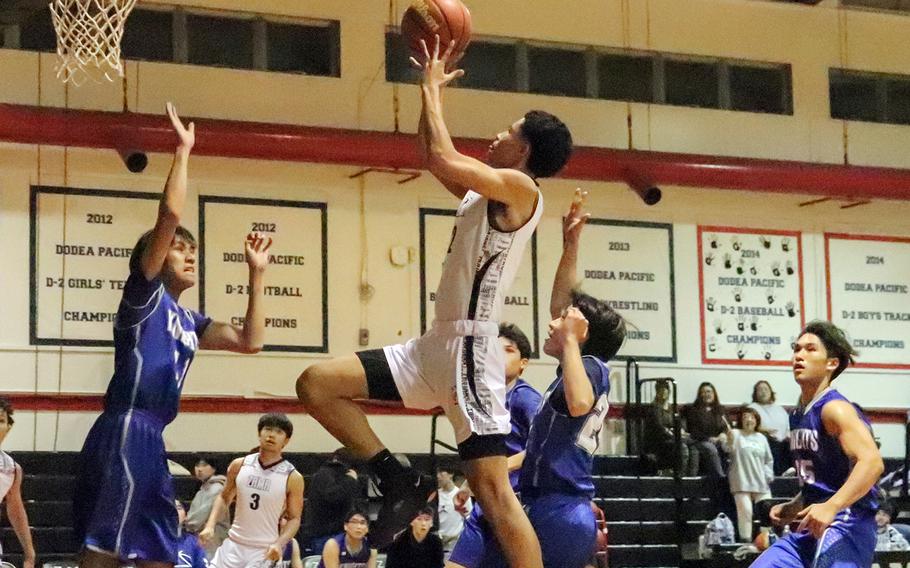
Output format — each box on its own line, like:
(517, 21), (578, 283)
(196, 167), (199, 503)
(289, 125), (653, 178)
(447, 507), (496, 568)
(813, 511), (876, 568)
(296, 354), (384, 458)
(462, 452), (543, 568)
(749, 530), (813, 568)
(526, 495), (597, 568)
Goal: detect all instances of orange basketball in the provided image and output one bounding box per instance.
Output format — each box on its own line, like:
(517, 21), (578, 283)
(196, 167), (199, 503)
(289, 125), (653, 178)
(401, 0), (472, 60)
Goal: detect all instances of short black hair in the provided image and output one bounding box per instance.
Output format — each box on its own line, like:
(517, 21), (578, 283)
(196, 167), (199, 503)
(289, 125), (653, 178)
(258, 413), (293, 438)
(0, 397), (13, 426)
(499, 322), (532, 360)
(521, 110), (573, 178)
(128, 226), (197, 275)
(415, 505), (435, 519)
(571, 290), (626, 362)
(344, 506), (369, 523)
(798, 320), (857, 380)
(195, 455), (217, 470)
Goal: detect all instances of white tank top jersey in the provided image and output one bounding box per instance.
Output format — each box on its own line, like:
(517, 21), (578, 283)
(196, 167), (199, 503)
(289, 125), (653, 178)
(433, 189), (543, 324)
(228, 453), (295, 547)
(0, 451), (16, 503)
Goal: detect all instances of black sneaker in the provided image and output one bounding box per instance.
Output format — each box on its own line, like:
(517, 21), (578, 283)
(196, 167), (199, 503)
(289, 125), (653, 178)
(371, 472), (436, 548)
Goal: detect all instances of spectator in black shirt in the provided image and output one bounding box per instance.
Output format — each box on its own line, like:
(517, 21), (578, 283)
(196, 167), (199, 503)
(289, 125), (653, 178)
(681, 382), (727, 477)
(384, 506), (444, 568)
(300, 448), (366, 554)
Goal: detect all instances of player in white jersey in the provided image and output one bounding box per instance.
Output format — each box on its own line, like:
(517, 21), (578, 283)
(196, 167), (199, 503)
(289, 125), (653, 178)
(201, 414), (304, 568)
(296, 37), (573, 565)
(0, 397), (36, 568)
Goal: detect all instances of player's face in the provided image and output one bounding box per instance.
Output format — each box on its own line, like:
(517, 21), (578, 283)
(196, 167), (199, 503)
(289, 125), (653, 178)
(487, 118), (528, 169)
(0, 410), (11, 445)
(258, 426), (290, 453)
(500, 337), (527, 384)
(344, 515), (369, 539)
(161, 236), (197, 291)
(792, 333), (838, 384)
(410, 513), (433, 538)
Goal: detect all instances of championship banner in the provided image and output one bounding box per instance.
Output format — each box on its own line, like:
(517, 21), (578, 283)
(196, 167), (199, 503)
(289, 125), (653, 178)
(419, 208), (539, 357)
(199, 196), (328, 352)
(578, 220), (676, 362)
(30, 186), (161, 346)
(698, 226), (805, 365)
(825, 233), (910, 369)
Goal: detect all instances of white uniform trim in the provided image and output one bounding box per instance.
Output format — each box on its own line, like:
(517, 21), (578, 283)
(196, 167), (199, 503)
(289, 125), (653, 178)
(115, 325), (143, 555)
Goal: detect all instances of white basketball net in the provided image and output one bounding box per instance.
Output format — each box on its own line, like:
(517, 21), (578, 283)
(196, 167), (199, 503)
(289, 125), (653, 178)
(49, 0), (138, 86)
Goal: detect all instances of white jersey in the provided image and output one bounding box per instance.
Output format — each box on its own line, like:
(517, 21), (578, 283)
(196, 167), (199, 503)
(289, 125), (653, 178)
(228, 453), (295, 548)
(0, 450), (16, 503)
(434, 189), (543, 324)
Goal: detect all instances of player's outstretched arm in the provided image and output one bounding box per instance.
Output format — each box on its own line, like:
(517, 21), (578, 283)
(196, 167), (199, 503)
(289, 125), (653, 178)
(7, 464), (36, 568)
(412, 37), (537, 209)
(367, 548), (378, 568)
(795, 400), (884, 537)
(550, 189), (589, 319)
(554, 307), (595, 417)
(140, 102), (195, 281)
(200, 458), (241, 545)
(199, 232), (271, 353)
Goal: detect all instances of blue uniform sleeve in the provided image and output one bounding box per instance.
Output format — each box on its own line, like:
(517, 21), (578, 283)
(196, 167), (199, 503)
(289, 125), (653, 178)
(190, 309), (213, 339)
(549, 357), (607, 415)
(193, 542), (209, 568)
(115, 271), (164, 328)
(511, 385), (542, 444)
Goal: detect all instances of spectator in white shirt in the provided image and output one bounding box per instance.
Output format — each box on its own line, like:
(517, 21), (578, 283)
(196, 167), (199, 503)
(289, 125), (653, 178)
(747, 380), (791, 475)
(722, 407), (774, 542)
(436, 466), (471, 551)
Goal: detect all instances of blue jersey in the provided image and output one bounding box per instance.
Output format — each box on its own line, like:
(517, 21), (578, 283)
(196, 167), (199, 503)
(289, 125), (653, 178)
(505, 379), (542, 489)
(789, 389), (878, 513)
(175, 532), (208, 568)
(520, 356), (611, 498)
(105, 272), (210, 425)
(317, 534), (372, 568)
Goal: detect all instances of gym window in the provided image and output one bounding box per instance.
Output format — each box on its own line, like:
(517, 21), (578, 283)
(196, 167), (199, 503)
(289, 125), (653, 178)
(384, 30), (793, 116)
(6, 6), (340, 77)
(830, 68), (910, 125)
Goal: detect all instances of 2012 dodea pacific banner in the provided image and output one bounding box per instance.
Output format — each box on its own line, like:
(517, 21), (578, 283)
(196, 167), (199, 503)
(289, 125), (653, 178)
(199, 196), (327, 352)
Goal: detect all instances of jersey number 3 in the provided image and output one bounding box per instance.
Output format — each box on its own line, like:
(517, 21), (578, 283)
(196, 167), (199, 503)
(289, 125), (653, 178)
(250, 493), (261, 510)
(576, 394), (610, 455)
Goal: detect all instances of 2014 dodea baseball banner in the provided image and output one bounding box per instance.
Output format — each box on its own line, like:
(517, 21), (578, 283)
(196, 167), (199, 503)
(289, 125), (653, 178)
(698, 226), (805, 365)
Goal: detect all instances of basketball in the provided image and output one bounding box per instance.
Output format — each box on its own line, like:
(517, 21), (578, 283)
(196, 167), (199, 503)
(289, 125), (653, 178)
(401, 0), (472, 60)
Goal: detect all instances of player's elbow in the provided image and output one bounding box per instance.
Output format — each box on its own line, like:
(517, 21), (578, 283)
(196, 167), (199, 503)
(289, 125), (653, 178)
(567, 396), (594, 418)
(239, 342), (263, 355)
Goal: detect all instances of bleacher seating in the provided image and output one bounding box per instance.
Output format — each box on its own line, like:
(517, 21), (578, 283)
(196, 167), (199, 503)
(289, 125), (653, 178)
(1, 451), (908, 568)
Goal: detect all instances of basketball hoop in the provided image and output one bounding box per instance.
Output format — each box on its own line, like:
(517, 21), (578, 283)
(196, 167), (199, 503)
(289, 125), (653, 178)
(49, 0), (138, 86)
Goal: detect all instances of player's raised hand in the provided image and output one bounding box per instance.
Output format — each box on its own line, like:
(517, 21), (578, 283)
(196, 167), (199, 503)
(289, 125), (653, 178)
(166, 102), (195, 152)
(245, 232), (273, 272)
(550, 307), (589, 352)
(563, 188), (590, 249)
(410, 35), (464, 88)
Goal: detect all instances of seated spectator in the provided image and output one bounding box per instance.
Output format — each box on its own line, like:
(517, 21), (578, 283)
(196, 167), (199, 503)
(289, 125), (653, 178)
(721, 407), (773, 542)
(185, 455), (229, 559)
(682, 382), (727, 478)
(747, 380), (791, 475)
(384, 506), (444, 568)
(642, 379), (688, 475)
(175, 500), (208, 568)
(301, 448), (366, 555)
(876, 502), (910, 551)
(318, 508), (377, 568)
(436, 465), (471, 551)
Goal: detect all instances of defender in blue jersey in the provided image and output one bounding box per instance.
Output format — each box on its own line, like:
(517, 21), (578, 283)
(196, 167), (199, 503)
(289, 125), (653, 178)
(74, 103), (274, 568)
(467, 189), (626, 568)
(448, 323), (542, 567)
(751, 321), (884, 568)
